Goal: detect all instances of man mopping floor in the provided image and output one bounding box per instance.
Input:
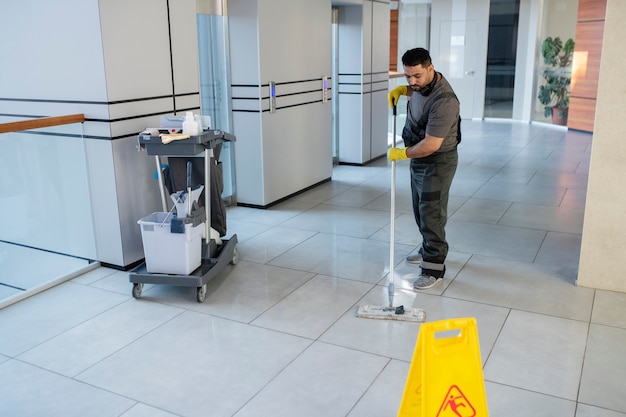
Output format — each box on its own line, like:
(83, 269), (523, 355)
(387, 47), (461, 291)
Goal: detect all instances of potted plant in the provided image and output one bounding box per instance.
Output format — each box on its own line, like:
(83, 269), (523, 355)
(537, 36), (575, 126)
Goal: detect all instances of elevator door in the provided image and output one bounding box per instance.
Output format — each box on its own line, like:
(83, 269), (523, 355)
(437, 20), (478, 119)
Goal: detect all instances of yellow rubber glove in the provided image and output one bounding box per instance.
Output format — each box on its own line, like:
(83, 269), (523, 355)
(388, 85), (408, 108)
(388, 147), (408, 161)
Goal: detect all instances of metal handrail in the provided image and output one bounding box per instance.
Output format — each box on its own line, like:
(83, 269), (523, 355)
(0, 114), (85, 134)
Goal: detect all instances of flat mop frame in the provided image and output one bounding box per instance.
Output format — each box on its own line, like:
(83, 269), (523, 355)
(356, 104), (425, 322)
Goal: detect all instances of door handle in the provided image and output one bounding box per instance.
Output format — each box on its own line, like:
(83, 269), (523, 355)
(465, 71), (475, 75)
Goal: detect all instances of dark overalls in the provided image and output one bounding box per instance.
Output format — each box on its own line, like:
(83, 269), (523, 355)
(402, 76), (459, 278)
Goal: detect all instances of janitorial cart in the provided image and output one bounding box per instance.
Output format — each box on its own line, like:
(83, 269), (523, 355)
(129, 127), (238, 303)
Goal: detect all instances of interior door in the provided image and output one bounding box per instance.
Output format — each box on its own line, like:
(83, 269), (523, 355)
(437, 20), (477, 119)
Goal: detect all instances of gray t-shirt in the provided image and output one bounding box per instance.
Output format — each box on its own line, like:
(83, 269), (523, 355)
(405, 73), (460, 154)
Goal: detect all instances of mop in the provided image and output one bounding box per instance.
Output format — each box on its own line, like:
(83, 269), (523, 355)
(355, 105), (426, 322)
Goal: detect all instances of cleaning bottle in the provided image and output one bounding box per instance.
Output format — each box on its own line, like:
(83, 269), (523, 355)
(182, 111), (199, 135)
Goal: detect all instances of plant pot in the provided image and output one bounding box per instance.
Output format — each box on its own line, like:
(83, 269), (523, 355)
(551, 107), (568, 126)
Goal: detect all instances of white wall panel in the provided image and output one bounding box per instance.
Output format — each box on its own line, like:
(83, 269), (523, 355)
(262, 103), (332, 203)
(338, 7), (364, 75)
(232, 112), (264, 205)
(370, 89), (389, 158)
(258, 0), (331, 82)
(112, 137), (162, 266)
(228, 0), (261, 85)
(338, 94), (364, 163)
(372, 1), (391, 74)
(98, 0), (173, 101)
(363, 1), (373, 73)
(85, 139), (124, 265)
(1, 0), (107, 101)
(169, 0), (202, 96)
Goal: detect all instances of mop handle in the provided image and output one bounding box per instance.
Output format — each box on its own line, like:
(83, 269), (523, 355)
(388, 105), (397, 308)
(186, 160), (192, 215)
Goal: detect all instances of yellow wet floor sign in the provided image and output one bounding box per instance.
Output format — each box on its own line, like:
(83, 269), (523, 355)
(397, 317), (489, 416)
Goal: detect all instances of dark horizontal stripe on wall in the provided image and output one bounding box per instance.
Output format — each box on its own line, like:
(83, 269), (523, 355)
(2, 107), (200, 125)
(0, 282), (25, 291)
(260, 89), (330, 100)
(0, 97), (108, 105)
(231, 84), (261, 88)
(338, 72), (388, 77)
(18, 130), (99, 140)
(15, 129), (144, 141)
(277, 88), (328, 98)
(0, 113), (51, 119)
(237, 177), (331, 209)
(109, 92), (198, 105)
(264, 78), (331, 87)
(338, 82), (362, 86)
(371, 87), (389, 93)
(338, 91), (363, 95)
(87, 107), (201, 123)
(231, 97), (260, 101)
(232, 109), (262, 113)
(0, 92), (199, 106)
(262, 99), (325, 112)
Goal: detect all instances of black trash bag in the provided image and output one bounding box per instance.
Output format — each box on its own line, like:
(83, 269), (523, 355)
(165, 143), (227, 237)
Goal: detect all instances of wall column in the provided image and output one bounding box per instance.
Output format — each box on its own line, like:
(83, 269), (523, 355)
(337, 0), (390, 165)
(577, 0), (626, 292)
(0, 0), (201, 268)
(228, 0), (333, 207)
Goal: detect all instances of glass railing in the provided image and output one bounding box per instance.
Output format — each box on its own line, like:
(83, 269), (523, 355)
(0, 115), (97, 308)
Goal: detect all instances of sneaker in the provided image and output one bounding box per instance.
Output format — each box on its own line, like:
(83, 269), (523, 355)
(406, 252), (422, 264)
(413, 274), (442, 290)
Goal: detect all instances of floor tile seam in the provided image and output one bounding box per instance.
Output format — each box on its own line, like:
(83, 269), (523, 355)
(274, 225), (391, 242)
(573, 313), (594, 408)
(317, 202), (391, 216)
(246, 294), (371, 341)
(240, 230), (322, 265)
(62, 304), (189, 379)
(227, 339), (319, 416)
(489, 211), (583, 235)
(484, 379), (579, 406)
(478, 307), (511, 371)
(8, 289), (133, 359)
(313, 338), (403, 363)
(575, 401), (626, 416)
(451, 216), (569, 236)
(451, 197), (514, 224)
(529, 229), (549, 264)
(344, 356), (396, 417)
(588, 320), (626, 332)
(438, 293), (595, 327)
(243, 272), (320, 324)
(8, 355), (143, 408)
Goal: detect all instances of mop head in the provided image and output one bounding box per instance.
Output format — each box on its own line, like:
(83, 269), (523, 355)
(355, 304), (426, 322)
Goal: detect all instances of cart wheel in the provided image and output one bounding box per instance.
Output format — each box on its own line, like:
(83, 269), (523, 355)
(196, 284), (207, 303)
(132, 283), (143, 299)
(231, 246), (239, 265)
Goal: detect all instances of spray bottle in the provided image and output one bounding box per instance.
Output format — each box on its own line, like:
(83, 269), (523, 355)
(182, 111), (199, 135)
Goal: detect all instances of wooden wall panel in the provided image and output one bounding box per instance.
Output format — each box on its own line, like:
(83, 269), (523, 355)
(570, 21), (604, 99)
(390, 9), (398, 71)
(568, 97), (597, 132)
(577, 0), (607, 22)
(568, 0), (606, 132)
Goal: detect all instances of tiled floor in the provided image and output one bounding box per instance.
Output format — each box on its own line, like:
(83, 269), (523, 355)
(2, 120), (626, 417)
